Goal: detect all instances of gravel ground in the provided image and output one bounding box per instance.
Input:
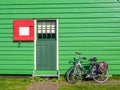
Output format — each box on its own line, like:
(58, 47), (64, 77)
(27, 79), (120, 90)
(27, 80), (58, 90)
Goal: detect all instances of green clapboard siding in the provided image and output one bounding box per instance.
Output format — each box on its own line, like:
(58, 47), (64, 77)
(0, 0), (120, 75)
(0, 0), (34, 75)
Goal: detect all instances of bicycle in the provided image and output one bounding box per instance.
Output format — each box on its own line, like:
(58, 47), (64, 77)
(66, 52), (109, 84)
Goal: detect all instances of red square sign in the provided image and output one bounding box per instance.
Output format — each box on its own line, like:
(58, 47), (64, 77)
(13, 20), (34, 41)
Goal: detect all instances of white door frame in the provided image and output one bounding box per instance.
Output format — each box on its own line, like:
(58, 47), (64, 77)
(34, 19), (59, 71)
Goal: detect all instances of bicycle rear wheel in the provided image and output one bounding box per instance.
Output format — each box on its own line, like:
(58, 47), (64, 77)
(66, 66), (82, 84)
(92, 65), (109, 83)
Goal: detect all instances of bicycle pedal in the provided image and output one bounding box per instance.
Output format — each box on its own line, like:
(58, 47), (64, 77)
(85, 74), (90, 78)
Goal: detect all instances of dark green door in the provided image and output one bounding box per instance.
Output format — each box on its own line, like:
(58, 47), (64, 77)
(36, 20), (57, 70)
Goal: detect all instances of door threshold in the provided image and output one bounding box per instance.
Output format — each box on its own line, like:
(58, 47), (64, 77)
(32, 70), (60, 78)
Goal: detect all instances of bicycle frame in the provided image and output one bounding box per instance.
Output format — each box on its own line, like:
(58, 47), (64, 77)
(75, 54), (94, 76)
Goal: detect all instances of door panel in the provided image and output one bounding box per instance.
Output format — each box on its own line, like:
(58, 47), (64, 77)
(36, 40), (56, 70)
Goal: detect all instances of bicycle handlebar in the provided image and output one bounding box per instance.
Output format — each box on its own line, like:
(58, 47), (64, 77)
(76, 52), (81, 55)
(75, 52), (87, 60)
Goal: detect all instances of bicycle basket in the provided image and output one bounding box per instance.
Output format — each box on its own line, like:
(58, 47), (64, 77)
(98, 62), (108, 72)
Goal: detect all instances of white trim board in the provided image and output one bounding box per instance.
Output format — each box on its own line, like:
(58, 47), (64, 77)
(34, 20), (37, 70)
(56, 19), (59, 71)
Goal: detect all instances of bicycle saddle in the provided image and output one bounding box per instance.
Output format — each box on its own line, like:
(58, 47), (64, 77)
(89, 57), (97, 62)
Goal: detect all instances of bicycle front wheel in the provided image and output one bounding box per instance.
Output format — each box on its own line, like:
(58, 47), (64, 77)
(66, 66), (82, 84)
(92, 65), (109, 83)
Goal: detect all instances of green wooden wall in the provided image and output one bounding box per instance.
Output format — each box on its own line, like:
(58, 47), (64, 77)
(0, 0), (120, 75)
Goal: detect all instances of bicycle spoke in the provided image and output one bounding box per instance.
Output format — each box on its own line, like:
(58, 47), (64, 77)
(66, 66), (82, 84)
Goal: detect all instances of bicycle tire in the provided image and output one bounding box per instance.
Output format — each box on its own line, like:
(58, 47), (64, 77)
(66, 66), (82, 84)
(92, 65), (109, 83)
